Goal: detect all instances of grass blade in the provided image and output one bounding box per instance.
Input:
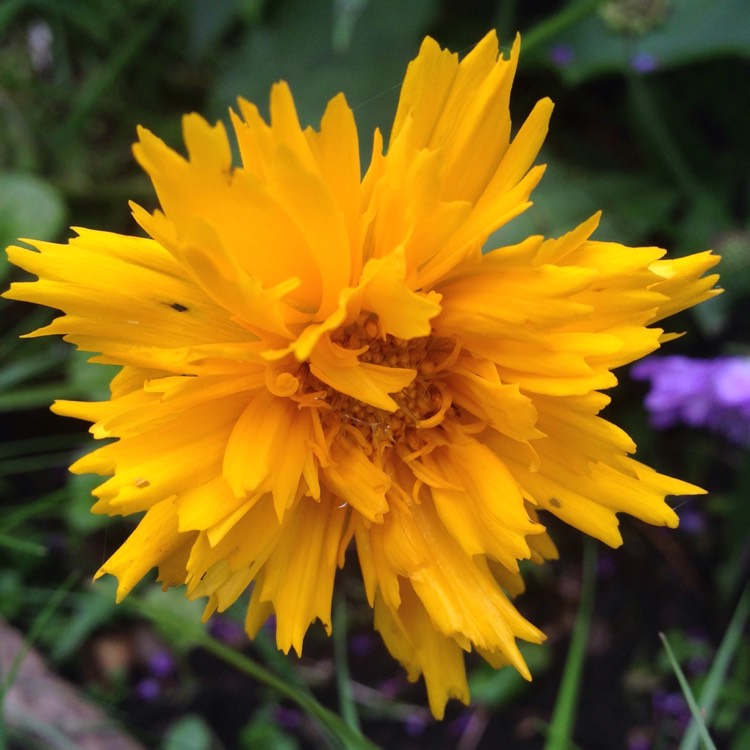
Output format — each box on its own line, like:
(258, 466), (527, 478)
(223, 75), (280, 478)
(660, 632), (717, 750)
(678, 583), (750, 750)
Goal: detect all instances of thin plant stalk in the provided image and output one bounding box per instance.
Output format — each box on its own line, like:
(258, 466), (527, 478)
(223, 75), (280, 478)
(521, 0), (606, 55)
(333, 592), (362, 732)
(132, 598), (380, 750)
(544, 537), (597, 750)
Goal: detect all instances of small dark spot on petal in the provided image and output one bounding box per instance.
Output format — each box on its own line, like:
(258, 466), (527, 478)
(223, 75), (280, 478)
(549, 497), (562, 508)
(169, 302), (189, 312)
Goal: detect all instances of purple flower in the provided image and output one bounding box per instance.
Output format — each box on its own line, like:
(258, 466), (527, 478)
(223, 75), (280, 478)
(148, 649), (175, 679)
(273, 705), (302, 731)
(549, 44), (574, 67)
(404, 712), (429, 736)
(632, 356), (750, 447)
(626, 734), (651, 750)
(135, 677), (161, 701)
(349, 633), (374, 657)
(714, 358), (750, 406)
(208, 615), (247, 647)
(652, 690), (689, 720)
(631, 51), (659, 73)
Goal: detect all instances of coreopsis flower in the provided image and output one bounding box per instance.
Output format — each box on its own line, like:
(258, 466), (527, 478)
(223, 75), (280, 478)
(5, 31), (719, 718)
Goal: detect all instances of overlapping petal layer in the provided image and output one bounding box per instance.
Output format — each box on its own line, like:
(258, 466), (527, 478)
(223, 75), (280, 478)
(4, 31), (719, 718)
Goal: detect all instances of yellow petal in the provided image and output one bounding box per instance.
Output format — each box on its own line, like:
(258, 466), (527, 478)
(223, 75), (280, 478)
(308, 334), (415, 411)
(256, 495), (349, 655)
(321, 441), (390, 523)
(95, 498), (191, 602)
(374, 583), (470, 719)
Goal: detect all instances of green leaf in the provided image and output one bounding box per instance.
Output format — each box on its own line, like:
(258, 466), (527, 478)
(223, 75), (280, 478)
(240, 709), (300, 750)
(678, 585), (750, 750)
(186, 0), (244, 59)
(161, 715), (214, 750)
(660, 632), (717, 750)
(469, 643), (550, 707)
(488, 157), (680, 249)
(0, 173), (66, 282)
(209, 0), (435, 163)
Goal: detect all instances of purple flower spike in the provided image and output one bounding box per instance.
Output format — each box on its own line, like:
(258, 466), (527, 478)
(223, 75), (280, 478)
(632, 355), (750, 447)
(714, 358), (750, 406)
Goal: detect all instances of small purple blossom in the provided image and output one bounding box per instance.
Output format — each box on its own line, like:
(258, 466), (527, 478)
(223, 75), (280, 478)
(632, 355), (750, 447)
(626, 733), (651, 750)
(148, 649), (175, 679)
(631, 51), (659, 73)
(652, 690), (689, 722)
(549, 44), (574, 67)
(349, 632), (374, 657)
(208, 615), (247, 647)
(273, 705), (302, 731)
(653, 689), (692, 731)
(135, 676), (161, 701)
(678, 507), (705, 535)
(404, 711), (429, 737)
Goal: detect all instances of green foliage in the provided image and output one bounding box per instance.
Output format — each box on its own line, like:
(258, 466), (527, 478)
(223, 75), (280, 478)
(0, 173), (66, 280)
(161, 715), (215, 750)
(533, 0), (750, 83)
(239, 706), (301, 750)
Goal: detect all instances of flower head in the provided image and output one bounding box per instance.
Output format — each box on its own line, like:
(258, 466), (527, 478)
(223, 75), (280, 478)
(4, 31), (719, 718)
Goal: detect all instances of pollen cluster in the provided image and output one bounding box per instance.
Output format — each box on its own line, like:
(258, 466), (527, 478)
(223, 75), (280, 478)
(301, 313), (457, 449)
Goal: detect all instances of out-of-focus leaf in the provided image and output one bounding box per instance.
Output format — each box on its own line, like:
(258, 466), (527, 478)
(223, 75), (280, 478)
(488, 156), (680, 249)
(50, 587), (119, 663)
(161, 715), (214, 750)
(66, 349), (118, 401)
(64, 472), (110, 534)
(533, 0), (750, 83)
(240, 708), (301, 750)
(209, 0), (435, 162)
(469, 643), (550, 707)
(0, 173), (66, 283)
(186, 0), (243, 59)
(332, 0), (370, 53)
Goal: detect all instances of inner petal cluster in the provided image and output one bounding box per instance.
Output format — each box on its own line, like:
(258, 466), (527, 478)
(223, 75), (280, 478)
(298, 313), (458, 451)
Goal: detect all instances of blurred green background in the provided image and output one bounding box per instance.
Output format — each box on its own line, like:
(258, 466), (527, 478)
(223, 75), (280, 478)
(1, 1), (749, 749)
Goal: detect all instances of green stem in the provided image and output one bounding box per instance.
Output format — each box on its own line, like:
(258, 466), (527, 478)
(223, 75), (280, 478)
(333, 593), (361, 732)
(521, 0), (606, 55)
(132, 599), (380, 750)
(626, 69), (703, 204)
(545, 537), (597, 750)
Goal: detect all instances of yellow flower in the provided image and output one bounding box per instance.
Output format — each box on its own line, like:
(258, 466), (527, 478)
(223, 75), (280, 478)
(5, 31), (719, 718)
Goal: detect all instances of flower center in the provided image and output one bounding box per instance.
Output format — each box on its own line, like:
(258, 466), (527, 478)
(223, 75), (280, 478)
(302, 313), (458, 451)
